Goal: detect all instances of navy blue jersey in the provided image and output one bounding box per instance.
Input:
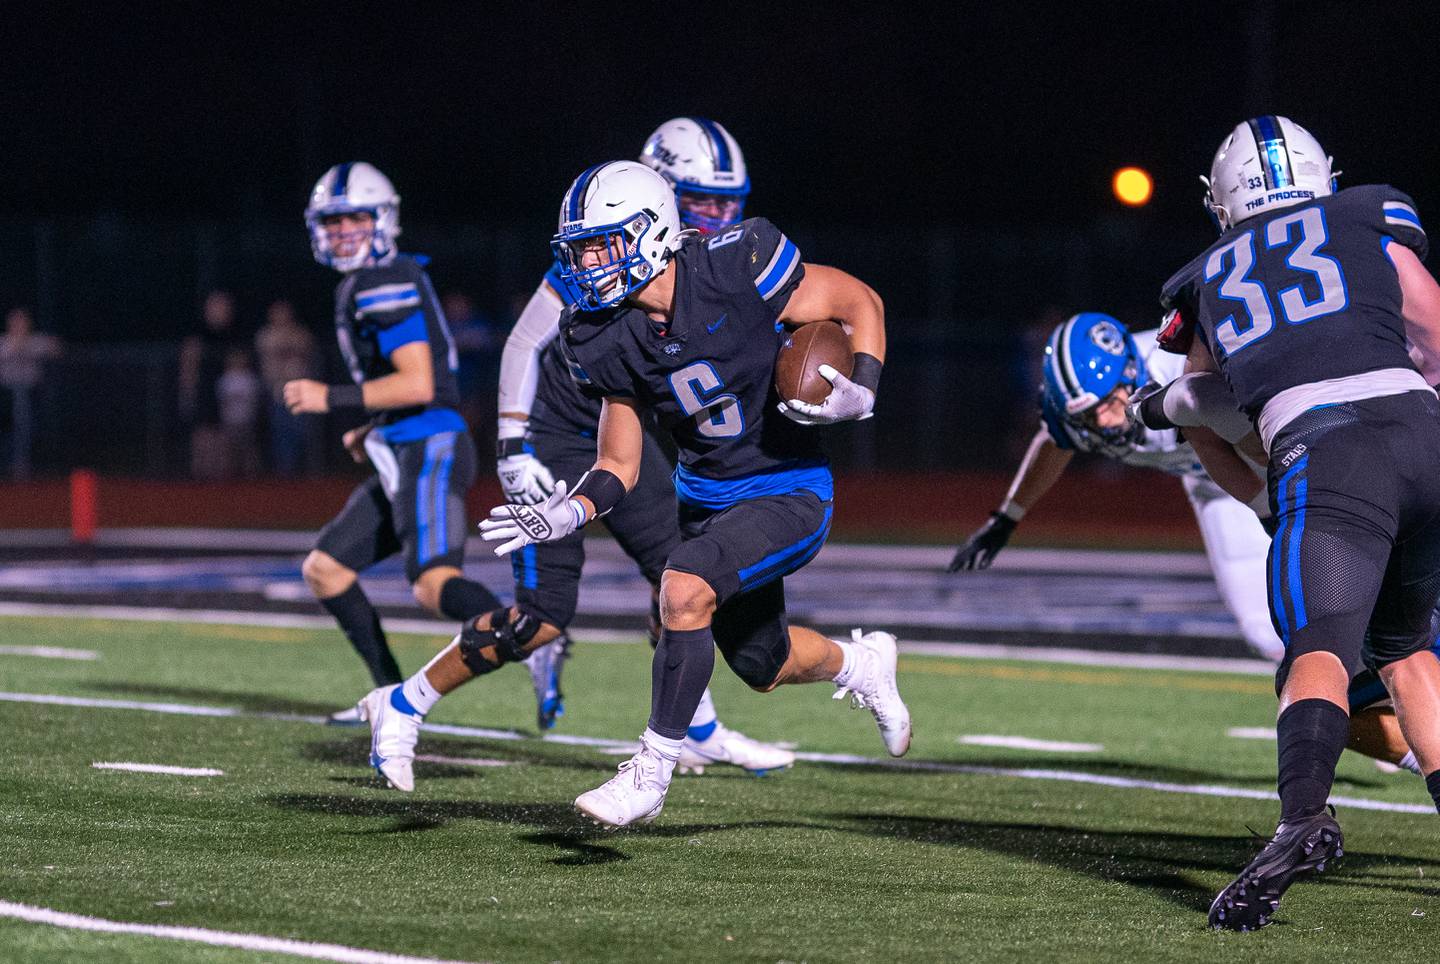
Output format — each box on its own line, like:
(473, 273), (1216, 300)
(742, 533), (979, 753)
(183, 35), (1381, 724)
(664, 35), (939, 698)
(332, 254), (465, 442)
(561, 217), (827, 506)
(1161, 185), (1428, 419)
(531, 262), (603, 434)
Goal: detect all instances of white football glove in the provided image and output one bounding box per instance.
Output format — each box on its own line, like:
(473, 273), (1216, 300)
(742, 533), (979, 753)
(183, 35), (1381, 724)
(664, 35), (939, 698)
(778, 364), (875, 425)
(497, 451), (556, 505)
(479, 481), (584, 556)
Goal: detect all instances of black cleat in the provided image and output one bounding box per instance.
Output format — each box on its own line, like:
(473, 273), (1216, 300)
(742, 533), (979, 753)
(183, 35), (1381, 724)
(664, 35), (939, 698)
(1209, 808), (1343, 931)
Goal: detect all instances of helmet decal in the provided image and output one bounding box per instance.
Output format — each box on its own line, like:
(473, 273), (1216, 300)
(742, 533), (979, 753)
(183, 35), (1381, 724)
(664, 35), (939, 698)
(1088, 320), (1127, 356)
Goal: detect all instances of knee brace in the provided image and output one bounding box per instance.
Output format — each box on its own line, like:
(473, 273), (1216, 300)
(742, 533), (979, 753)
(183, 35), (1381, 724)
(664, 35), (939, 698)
(458, 608), (542, 676)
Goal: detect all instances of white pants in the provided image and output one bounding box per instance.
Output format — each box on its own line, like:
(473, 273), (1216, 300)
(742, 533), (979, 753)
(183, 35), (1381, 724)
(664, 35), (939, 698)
(1184, 475), (1286, 663)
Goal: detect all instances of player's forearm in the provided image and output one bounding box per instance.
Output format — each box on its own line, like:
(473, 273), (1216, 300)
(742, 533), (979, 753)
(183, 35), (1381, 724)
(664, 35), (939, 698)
(1004, 431), (1072, 514)
(497, 283), (564, 420)
(593, 400), (643, 492)
(359, 370), (434, 410)
(836, 282), (886, 363)
(1187, 425), (1266, 508)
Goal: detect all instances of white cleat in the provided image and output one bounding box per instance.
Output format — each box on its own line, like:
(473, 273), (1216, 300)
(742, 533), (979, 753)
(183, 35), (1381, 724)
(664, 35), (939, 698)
(834, 629), (912, 756)
(574, 737), (674, 828)
(357, 685), (421, 793)
(678, 723), (796, 776)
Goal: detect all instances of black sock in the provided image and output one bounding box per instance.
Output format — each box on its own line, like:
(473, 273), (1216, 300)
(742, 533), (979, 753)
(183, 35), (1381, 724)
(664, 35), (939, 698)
(648, 627), (716, 740)
(1426, 770), (1440, 814)
(437, 576), (501, 623)
(1276, 698), (1349, 822)
(320, 582), (401, 686)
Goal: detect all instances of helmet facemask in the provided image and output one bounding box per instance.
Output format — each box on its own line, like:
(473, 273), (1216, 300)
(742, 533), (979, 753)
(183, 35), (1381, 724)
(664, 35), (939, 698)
(675, 185), (748, 235)
(307, 207), (397, 272)
(553, 210), (663, 310)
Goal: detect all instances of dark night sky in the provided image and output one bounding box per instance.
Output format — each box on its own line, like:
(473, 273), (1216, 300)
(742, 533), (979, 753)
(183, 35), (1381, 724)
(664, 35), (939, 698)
(5, 1), (1437, 234)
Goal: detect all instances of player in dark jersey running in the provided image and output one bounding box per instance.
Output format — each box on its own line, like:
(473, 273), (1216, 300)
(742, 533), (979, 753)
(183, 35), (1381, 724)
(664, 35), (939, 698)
(1157, 116), (1440, 930)
(465, 160), (910, 827)
(495, 118), (792, 774)
(286, 162), (502, 728)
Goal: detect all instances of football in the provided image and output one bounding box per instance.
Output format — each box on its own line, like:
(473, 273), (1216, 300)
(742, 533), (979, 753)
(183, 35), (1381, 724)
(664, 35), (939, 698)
(775, 322), (853, 405)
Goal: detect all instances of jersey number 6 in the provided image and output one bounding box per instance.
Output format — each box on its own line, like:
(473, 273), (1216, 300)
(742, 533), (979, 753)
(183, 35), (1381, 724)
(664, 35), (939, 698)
(1204, 206), (1349, 356)
(669, 361), (744, 438)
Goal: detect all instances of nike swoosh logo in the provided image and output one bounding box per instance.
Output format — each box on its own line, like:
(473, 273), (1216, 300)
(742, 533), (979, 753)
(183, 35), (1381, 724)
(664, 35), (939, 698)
(707, 314), (727, 333)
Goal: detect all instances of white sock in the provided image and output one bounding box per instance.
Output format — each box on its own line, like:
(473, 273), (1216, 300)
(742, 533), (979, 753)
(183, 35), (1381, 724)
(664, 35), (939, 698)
(642, 728), (684, 764)
(688, 689), (719, 730)
(402, 671), (442, 716)
(832, 639), (860, 687)
(1400, 750), (1422, 775)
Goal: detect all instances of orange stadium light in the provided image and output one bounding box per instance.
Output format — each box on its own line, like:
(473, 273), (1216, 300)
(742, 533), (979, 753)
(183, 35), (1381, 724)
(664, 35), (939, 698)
(1112, 166), (1153, 206)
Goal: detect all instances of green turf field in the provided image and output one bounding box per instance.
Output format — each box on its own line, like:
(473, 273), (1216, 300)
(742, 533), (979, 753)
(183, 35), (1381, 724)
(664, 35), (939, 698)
(1, 614), (1437, 963)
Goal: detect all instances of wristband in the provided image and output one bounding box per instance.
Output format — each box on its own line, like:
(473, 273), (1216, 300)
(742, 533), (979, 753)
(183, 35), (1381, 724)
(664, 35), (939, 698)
(327, 384), (365, 411)
(851, 353), (883, 393)
(572, 468), (627, 522)
(496, 437), (529, 458)
(997, 499), (1026, 523)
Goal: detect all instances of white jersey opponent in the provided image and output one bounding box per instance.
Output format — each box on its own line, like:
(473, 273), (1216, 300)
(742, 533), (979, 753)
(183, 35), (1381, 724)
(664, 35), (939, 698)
(1039, 327), (1281, 662)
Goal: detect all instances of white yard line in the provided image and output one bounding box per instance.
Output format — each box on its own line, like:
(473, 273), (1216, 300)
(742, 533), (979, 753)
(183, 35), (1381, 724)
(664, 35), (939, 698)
(1226, 727), (1278, 740)
(414, 754), (512, 768)
(0, 899), (484, 964)
(0, 602), (1273, 675)
(1, 690), (1430, 816)
(0, 644), (99, 661)
(91, 762), (223, 777)
(790, 751), (1437, 815)
(958, 735), (1103, 753)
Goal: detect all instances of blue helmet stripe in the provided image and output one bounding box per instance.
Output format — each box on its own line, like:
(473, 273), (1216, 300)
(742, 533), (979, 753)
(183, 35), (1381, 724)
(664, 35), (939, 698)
(1248, 115), (1293, 190)
(332, 162), (354, 200)
(690, 117), (732, 173)
(566, 163), (607, 223)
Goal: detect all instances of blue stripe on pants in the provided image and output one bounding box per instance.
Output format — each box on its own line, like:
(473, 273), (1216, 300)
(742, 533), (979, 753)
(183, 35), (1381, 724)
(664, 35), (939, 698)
(415, 434), (455, 566)
(737, 504), (833, 593)
(1271, 454), (1309, 643)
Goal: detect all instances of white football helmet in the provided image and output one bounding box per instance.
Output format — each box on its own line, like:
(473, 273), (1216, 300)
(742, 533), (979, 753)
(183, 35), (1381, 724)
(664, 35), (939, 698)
(552, 161), (682, 311)
(1202, 116), (1336, 230)
(305, 162), (401, 271)
(640, 117), (749, 234)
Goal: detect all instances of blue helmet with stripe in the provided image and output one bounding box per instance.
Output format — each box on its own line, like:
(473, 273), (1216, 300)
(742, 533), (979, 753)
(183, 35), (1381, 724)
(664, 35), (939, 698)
(1202, 116), (1336, 230)
(552, 161), (682, 311)
(639, 117), (749, 235)
(305, 162), (401, 271)
(1041, 313), (1148, 445)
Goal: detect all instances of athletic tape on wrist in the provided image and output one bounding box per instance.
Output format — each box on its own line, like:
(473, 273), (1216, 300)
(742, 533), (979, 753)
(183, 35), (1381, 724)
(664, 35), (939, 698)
(572, 469), (627, 521)
(326, 383), (365, 411)
(851, 353), (883, 393)
(997, 499), (1026, 523)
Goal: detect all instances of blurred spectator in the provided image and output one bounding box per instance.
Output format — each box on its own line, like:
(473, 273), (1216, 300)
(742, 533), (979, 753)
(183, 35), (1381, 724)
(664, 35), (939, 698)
(179, 290), (243, 479)
(255, 298), (318, 477)
(443, 290), (503, 444)
(0, 306), (63, 480)
(217, 347), (262, 478)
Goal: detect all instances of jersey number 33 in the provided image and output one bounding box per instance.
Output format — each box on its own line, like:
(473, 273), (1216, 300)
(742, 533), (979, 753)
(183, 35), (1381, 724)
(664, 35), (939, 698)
(1203, 206), (1349, 355)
